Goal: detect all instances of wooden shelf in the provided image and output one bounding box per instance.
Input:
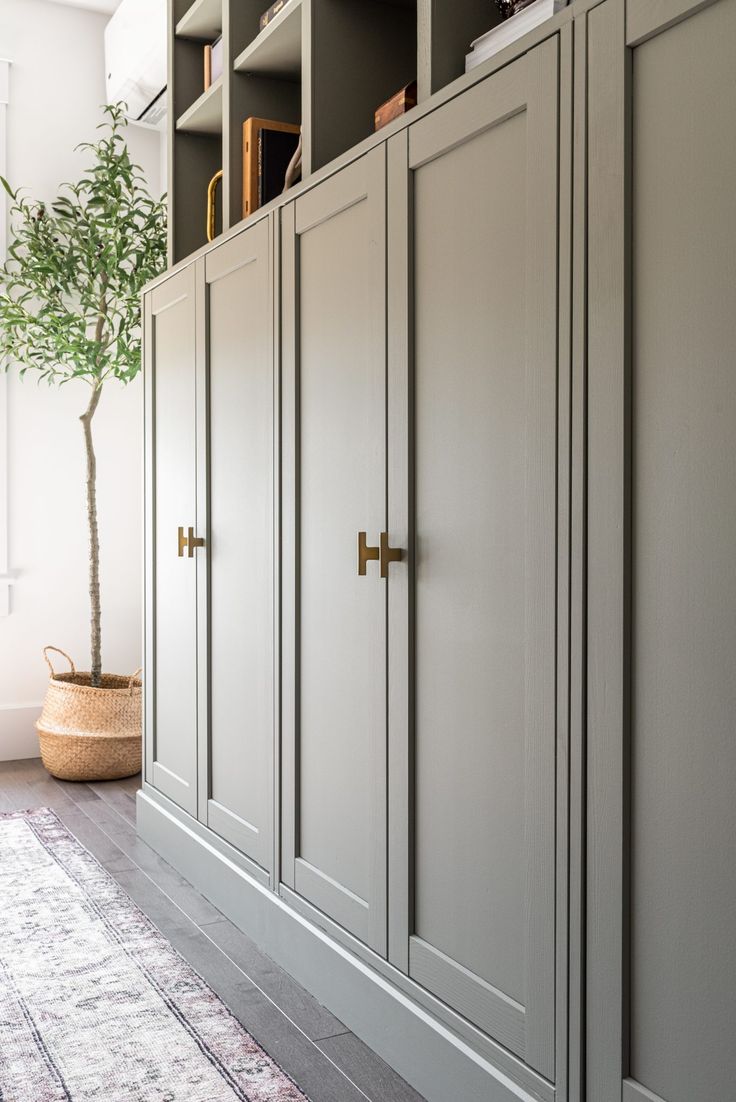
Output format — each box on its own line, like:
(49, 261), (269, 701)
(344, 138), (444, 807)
(176, 0), (222, 41)
(233, 0), (303, 80)
(176, 77), (224, 134)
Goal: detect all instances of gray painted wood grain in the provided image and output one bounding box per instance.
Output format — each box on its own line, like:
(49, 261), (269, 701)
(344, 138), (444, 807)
(554, 22), (574, 1101)
(148, 266), (200, 816)
(567, 13), (589, 1102)
(280, 148), (388, 954)
(386, 126), (413, 976)
(405, 40), (559, 1077)
(626, 0), (721, 44)
(628, 3), (736, 1099)
(585, 2), (629, 1100)
(587, 2), (736, 1100)
(204, 220), (275, 873)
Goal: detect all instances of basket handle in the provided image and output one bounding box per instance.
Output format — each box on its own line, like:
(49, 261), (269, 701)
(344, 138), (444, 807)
(43, 646), (76, 678)
(128, 667), (143, 694)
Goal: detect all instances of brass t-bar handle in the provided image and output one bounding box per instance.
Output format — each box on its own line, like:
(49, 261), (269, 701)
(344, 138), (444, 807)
(178, 526), (206, 558)
(380, 532), (404, 578)
(358, 531), (404, 577)
(358, 532), (379, 575)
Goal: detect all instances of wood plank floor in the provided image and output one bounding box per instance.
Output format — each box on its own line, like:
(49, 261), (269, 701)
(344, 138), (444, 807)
(0, 757), (426, 1102)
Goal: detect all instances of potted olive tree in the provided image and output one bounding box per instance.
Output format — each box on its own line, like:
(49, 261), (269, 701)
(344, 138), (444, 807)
(0, 104), (166, 780)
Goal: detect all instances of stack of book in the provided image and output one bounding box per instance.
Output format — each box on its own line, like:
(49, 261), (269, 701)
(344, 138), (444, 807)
(465, 0), (567, 72)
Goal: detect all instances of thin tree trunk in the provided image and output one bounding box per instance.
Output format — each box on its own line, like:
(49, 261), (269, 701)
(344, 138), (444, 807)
(80, 383), (103, 686)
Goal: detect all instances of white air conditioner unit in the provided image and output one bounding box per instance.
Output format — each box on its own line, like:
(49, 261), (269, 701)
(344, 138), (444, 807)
(104, 0), (167, 130)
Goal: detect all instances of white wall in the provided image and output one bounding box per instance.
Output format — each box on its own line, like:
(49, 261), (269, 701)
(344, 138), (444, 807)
(0, 0), (163, 758)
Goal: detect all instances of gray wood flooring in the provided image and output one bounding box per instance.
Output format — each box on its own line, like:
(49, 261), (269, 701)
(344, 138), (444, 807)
(0, 757), (426, 1102)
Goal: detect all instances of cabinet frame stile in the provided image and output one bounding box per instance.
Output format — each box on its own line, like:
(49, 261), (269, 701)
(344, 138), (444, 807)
(143, 291), (155, 789)
(195, 255), (209, 827)
(585, 0), (631, 1099)
(568, 10), (589, 1102)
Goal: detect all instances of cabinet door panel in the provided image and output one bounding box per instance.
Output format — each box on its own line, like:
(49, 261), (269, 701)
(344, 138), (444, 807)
(390, 40), (559, 1078)
(282, 148), (387, 954)
(588, 2), (736, 1101)
(144, 266), (199, 816)
(204, 219), (274, 873)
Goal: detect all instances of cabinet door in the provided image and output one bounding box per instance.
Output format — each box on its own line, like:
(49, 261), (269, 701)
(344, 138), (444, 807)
(144, 265), (200, 817)
(387, 39), (560, 1078)
(587, 3), (736, 1101)
(202, 219), (274, 875)
(281, 147), (388, 954)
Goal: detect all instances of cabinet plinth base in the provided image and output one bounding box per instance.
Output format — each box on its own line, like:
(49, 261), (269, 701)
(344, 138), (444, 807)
(136, 785), (553, 1102)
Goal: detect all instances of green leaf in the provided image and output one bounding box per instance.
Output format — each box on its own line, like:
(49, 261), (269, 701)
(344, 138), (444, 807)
(0, 102), (166, 391)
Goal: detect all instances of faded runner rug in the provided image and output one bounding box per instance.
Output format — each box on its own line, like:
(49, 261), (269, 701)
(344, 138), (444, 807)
(0, 807), (309, 1102)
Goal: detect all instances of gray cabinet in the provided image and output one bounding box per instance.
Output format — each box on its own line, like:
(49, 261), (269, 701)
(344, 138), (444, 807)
(586, 2), (736, 1101)
(387, 38), (561, 1079)
(144, 218), (276, 877)
(280, 147), (389, 954)
(201, 221), (275, 874)
(141, 8), (736, 1100)
(144, 264), (201, 817)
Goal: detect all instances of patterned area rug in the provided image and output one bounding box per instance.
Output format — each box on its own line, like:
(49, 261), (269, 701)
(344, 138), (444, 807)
(0, 807), (310, 1102)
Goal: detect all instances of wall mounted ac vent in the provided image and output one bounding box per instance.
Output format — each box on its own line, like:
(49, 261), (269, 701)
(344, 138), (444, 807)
(104, 0), (167, 130)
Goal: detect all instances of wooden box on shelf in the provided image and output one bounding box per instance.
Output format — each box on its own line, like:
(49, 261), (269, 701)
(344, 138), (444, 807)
(242, 117), (301, 219)
(375, 80), (418, 132)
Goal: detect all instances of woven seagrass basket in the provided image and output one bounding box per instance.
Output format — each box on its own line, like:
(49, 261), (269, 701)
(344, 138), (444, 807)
(36, 646), (142, 782)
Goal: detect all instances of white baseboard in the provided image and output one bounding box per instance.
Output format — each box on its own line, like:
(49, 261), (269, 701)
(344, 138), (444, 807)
(0, 704), (42, 760)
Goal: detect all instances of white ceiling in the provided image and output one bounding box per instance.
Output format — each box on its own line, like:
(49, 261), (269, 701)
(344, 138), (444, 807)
(44, 0), (123, 14)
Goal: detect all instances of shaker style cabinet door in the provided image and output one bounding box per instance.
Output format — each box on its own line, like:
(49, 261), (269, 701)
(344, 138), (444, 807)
(587, 2), (736, 1101)
(387, 39), (560, 1079)
(281, 147), (389, 954)
(201, 219), (275, 875)
(144, 264), (201, 817)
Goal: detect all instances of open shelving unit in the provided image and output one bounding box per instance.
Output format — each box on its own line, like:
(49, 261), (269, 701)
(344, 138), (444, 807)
(167, 0), (502, 264)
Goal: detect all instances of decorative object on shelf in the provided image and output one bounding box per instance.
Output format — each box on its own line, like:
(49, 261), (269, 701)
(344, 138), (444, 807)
(242, 117), (301, 219)
(467, 0), (567, 70)
(204, 34), (223, 91)
(0, 104), (165, 739)
(207, 168), (223, 242)
(36, 647), (142, 781)
(283, 129), (303, 193)
(496, 0), (547, 16)
(375, 79), (418, 132)
(259, 0), (293, 32)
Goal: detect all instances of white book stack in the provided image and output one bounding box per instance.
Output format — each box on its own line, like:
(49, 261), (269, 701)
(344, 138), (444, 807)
(466, 0), (568, 72)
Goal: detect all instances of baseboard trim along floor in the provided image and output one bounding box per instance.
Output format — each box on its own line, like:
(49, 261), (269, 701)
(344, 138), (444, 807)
(137, 786), (552, 1102)
(0, 708), (42, 761)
